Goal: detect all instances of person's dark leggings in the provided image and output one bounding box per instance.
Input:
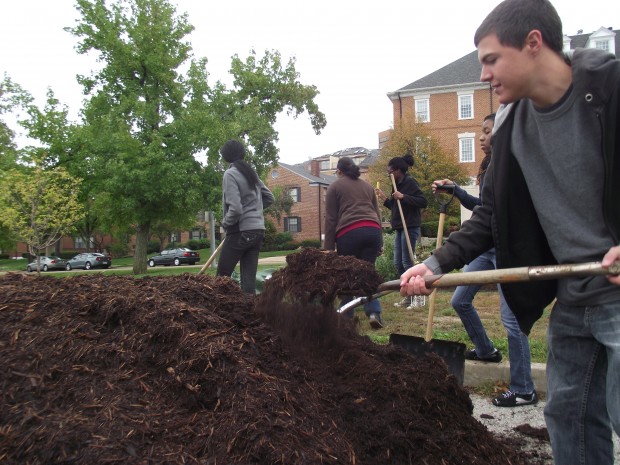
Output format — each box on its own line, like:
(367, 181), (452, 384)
(216, 230), (264, 294)
(335, 226), (382, 316)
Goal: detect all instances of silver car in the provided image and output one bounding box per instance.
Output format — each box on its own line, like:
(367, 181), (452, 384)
(26, 256), (67, 272)
(65, 253), (112, 270)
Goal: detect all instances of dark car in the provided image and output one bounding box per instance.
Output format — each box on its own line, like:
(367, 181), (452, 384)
(147, 248), (200, 267)
(26, 256), (67, 272)
(65, 253), (112, 270)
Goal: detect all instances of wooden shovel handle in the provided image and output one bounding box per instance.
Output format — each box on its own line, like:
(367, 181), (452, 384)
(390, 173), (415, 260)
(198, 238), (226, 275)
(378, 260), (620, 292)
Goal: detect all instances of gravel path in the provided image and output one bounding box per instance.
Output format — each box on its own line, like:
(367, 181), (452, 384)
(471, 393), (620, 464)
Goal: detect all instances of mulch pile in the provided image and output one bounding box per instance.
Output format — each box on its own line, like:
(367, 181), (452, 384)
(0, 248), (548, 464)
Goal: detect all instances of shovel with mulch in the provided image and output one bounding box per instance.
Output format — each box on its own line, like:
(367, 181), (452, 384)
(337, 260), (620, 384)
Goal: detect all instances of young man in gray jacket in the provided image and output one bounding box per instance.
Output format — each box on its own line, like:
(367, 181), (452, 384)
(400, 1), (620, 464)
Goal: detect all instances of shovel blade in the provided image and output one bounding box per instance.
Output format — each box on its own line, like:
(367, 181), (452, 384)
(389, 333), (466, 385)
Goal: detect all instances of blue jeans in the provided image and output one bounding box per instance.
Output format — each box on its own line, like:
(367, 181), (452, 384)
(451, 249), (534, 394)
(336, 227), (382, 317)
(394, 227), (421, 275)
(545, 300), (620, 465)
(216, 230), (264, 294)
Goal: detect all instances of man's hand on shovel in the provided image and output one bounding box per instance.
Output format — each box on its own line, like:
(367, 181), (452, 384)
(400, 263), (434, 296)
(603, 245), (620, 285)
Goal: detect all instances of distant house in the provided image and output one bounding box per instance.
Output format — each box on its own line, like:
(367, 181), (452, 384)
(265, 146), (382, 244)
(298, 147), (380, 182)
(265, 162), (335, 243)
(384, 27), (619, 182)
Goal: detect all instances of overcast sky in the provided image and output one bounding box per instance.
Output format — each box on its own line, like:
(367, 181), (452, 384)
(0, 0), (614, 165)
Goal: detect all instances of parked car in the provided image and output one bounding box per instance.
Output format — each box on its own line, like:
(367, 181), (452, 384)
(26, 256), (67, 272)
(65, 253), (112, 270)
(147, 248), (200, 267)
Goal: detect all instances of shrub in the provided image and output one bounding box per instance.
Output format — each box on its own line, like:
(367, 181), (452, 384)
(299, 239), (321, 248)
(421, 221), (439, 238)
(375, 233), (397, 281)
(0, 254), (9, 260)
(147, 241), (160, 254)
(186, 239), (200, 251)
(262, 220), (278, 251)
(274, 232), (293, 246)
(109, 242), (128, 258)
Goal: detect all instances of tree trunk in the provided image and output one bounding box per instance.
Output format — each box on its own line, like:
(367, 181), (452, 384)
(133, 222), (150, 274)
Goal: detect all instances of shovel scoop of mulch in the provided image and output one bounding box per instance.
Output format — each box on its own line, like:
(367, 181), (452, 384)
(261, 247), (384, 305)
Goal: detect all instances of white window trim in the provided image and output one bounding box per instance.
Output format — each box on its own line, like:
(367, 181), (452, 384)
(458, 133), (476, 163)
(414, 94), (430, 123)
(457, 92), (474, 120)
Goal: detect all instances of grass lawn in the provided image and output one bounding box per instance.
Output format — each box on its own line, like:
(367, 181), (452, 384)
(355, 289), (551, 364)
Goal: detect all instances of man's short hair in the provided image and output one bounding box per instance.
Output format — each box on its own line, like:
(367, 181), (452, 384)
(474, 0), (563, 54)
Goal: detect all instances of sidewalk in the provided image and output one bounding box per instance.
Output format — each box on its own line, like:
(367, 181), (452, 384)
(258, 256), (288, 265)
(465, 360), (547, 394)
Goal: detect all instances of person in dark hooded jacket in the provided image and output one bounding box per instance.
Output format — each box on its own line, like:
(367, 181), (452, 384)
(400, 1), (620, 464)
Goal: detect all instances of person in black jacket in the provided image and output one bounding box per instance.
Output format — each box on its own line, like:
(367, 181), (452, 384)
(400, 1), (620, 464)
(375, 154), (427, 309)
(434, 114), (537, 408)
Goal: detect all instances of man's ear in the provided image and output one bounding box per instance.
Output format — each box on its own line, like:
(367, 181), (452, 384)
(525, 29), (543, 56)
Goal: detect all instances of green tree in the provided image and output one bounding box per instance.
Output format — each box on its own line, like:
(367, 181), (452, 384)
(67, 0), (325, 274)
(369, 121), (468, 230)
(0, 160), (84, 271)
(0, 75), (33, 169)
(0, 75), (34, 253)
(264, 186), (294, 225)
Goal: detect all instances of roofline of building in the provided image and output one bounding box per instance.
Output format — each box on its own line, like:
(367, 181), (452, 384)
(387, 82), (490, 100)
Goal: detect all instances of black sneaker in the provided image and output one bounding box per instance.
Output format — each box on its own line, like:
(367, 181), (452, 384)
(368, 313), (383, 329)
(464, 348), (502, 363)
(493, 390), (538, 407)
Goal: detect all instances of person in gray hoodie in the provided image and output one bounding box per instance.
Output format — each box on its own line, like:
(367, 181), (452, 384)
(217, 139), (274, 294)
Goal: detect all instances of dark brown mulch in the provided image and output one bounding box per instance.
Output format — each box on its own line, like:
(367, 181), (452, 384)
(263, 248), (384, 305)
(0, 248), (547, 464)
(515, 424), (551, 441)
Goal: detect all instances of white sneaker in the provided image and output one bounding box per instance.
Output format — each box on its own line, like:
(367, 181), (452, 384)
(406, 295), (426, 309)
(393, 297), (412, 308)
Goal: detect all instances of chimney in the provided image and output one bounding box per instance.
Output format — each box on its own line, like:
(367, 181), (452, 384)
(310, 160), (321, 177)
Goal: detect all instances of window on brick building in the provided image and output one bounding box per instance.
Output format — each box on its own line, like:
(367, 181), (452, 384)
(74, 236), (94, 249)
(415, 98), (429, 123)
(169, 232), (181, 243)
(458, 133), (475, 163)
(190, 228), (203, 240)
(320, 160), (330, 170)
(288, 187), (301, 202)
(458, 94), (474, 120)
(284, 217), (301, 233)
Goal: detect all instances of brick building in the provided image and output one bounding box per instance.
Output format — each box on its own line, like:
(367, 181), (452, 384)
(265, 162), (335, 243)
(265, 147), (382, 244)
(384, 27), (618, 182)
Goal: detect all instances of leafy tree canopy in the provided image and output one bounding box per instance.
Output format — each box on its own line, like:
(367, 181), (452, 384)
(66, 0), (325, 273)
